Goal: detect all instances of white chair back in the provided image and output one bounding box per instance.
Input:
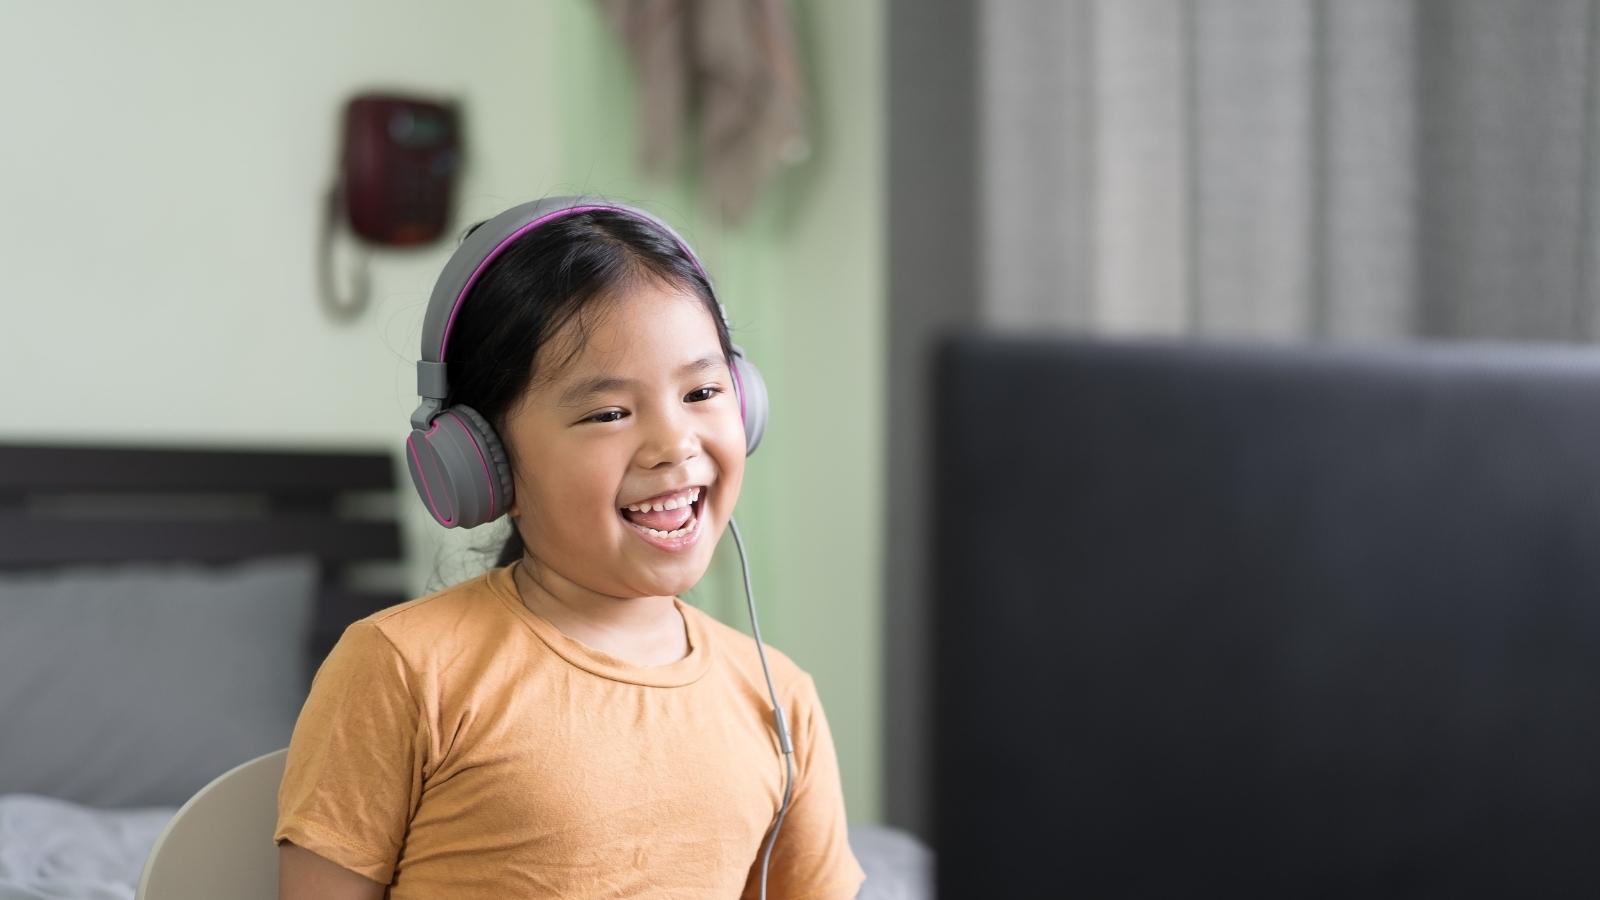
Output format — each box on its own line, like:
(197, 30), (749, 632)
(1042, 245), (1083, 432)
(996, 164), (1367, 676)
(136, 747), (287, 900)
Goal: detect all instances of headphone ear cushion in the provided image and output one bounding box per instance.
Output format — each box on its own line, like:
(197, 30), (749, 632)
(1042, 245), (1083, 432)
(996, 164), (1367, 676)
(404, 405), (515, 530)
(448, 405), (515, 517)
(730, 347), (769, 456)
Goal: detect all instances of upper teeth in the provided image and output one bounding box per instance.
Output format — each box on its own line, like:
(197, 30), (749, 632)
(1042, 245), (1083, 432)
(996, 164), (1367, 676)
(623, 487), (700, 513)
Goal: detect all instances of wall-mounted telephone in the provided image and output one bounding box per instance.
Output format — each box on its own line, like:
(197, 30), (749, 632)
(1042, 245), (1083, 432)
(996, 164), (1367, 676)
(320, 93), (463, 320)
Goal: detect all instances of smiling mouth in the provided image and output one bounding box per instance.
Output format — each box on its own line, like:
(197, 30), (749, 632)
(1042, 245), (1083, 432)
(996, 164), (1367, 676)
(618, 485), (707, 541)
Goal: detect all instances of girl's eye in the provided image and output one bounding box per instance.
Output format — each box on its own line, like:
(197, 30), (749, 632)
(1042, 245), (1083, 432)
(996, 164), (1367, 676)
(582, 387), (719, 424)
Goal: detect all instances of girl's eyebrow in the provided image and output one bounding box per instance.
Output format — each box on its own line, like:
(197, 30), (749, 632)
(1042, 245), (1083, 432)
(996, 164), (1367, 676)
(556, 355), (724, 407)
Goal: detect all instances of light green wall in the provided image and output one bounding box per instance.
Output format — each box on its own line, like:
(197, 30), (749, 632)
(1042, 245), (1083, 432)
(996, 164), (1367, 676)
(544, 1), (885, 824)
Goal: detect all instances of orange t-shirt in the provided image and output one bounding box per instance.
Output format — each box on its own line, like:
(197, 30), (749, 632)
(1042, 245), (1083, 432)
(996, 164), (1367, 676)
(274, 561), (866, 899)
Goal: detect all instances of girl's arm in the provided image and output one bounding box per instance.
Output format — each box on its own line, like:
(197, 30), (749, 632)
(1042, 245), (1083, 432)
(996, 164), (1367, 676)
(279, 840), (387, 900)
(276, 621), (427, 890)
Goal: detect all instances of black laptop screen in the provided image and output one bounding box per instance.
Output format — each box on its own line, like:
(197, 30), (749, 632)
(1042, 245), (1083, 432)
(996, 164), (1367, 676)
(934, 336), (1600, 898)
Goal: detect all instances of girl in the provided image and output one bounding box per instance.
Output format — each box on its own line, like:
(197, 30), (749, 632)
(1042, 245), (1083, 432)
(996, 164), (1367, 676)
(274, 197), (866, 899)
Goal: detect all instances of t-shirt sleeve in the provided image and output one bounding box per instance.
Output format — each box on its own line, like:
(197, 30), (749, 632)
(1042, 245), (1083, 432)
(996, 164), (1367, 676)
(274, 620), (428, 885)
(742, 673), (867, 900)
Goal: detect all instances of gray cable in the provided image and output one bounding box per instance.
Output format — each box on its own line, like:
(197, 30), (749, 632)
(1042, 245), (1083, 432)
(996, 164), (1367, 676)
(729, 517), (794, 900)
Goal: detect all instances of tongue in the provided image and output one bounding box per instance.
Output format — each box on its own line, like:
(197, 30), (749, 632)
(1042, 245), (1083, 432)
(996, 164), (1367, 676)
(623, 504), (693, 532)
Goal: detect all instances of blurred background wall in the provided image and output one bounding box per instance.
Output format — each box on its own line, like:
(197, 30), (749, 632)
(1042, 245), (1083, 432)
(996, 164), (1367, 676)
(2, 0), (884, 825)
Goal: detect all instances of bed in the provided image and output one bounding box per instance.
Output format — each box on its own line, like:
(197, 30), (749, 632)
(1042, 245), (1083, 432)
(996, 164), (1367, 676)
(0, 442), (930, 899)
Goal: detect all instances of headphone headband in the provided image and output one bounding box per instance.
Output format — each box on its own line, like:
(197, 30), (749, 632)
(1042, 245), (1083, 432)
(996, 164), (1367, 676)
(415, 196), (713, 410)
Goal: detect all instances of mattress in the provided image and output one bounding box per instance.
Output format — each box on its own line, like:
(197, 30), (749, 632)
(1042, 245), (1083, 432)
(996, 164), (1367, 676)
(0, 794), (173, 900)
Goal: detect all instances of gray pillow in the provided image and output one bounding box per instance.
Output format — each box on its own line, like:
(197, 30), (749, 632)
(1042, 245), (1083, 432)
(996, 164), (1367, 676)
(0, 556), (318, 808)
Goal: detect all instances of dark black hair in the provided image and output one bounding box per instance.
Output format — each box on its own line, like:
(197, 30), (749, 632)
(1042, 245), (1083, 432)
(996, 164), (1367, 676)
(441, 208), (736, 571)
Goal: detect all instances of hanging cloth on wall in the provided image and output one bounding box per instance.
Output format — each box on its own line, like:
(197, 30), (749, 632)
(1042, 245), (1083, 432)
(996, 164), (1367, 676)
(598, 0), (811, 223)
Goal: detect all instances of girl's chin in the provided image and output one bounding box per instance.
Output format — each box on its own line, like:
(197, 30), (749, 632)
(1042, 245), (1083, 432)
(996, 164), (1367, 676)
(621, 561), (706, 596)
(622, 535), (715, 590)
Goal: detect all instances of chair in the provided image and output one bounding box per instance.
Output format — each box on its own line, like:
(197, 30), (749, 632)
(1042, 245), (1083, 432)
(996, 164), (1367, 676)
(136, 747), (287, 900)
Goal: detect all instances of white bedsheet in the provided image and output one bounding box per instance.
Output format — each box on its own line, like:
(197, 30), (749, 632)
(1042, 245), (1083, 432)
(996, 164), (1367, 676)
(0, 794), (175, 900)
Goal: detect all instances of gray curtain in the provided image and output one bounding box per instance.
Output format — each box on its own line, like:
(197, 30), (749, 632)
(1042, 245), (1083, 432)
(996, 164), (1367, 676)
(980, 0), (1600, 341)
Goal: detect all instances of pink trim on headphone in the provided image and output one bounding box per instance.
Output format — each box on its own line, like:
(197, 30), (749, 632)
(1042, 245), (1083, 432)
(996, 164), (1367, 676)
(448, 411), (497, 518)
(406, 434), (456, 526)
(438, 204), (710, 362)
(731, 359), (747, 424)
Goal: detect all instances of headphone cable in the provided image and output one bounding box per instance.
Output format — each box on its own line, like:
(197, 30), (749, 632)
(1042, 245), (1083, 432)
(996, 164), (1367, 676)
(729, 517), (794, 900)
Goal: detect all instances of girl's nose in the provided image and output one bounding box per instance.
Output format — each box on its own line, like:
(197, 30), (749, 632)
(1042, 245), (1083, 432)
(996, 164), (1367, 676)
(637, 410), (699, 469)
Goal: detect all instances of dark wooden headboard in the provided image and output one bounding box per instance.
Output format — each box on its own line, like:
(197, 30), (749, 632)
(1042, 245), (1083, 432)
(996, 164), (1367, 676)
(0, 442), (407, 684)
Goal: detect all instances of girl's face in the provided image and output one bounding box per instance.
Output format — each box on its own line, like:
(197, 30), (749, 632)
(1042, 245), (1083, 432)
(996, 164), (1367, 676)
(502, 280), (747, 600)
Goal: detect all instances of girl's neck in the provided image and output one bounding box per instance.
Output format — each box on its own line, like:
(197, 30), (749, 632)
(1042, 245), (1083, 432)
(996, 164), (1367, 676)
(511, 555), (689, 667)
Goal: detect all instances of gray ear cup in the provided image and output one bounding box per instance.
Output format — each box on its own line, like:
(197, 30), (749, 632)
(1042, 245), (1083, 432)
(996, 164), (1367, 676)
(448, 404), (515, 517)
(730, 345), (769, 456)
(404, 405), (514, 529)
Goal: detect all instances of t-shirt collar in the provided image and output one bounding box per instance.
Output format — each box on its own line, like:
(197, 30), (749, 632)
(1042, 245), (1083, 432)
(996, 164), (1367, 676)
(488, 561), (713, 688)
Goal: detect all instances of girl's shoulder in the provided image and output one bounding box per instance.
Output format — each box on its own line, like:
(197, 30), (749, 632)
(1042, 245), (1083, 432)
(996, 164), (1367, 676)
(682, 601), (818, 702)
(338, 566), (514, 669)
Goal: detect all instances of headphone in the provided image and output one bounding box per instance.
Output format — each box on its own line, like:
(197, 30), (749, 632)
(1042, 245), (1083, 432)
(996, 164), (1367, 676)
(404, 195), (770, 530)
